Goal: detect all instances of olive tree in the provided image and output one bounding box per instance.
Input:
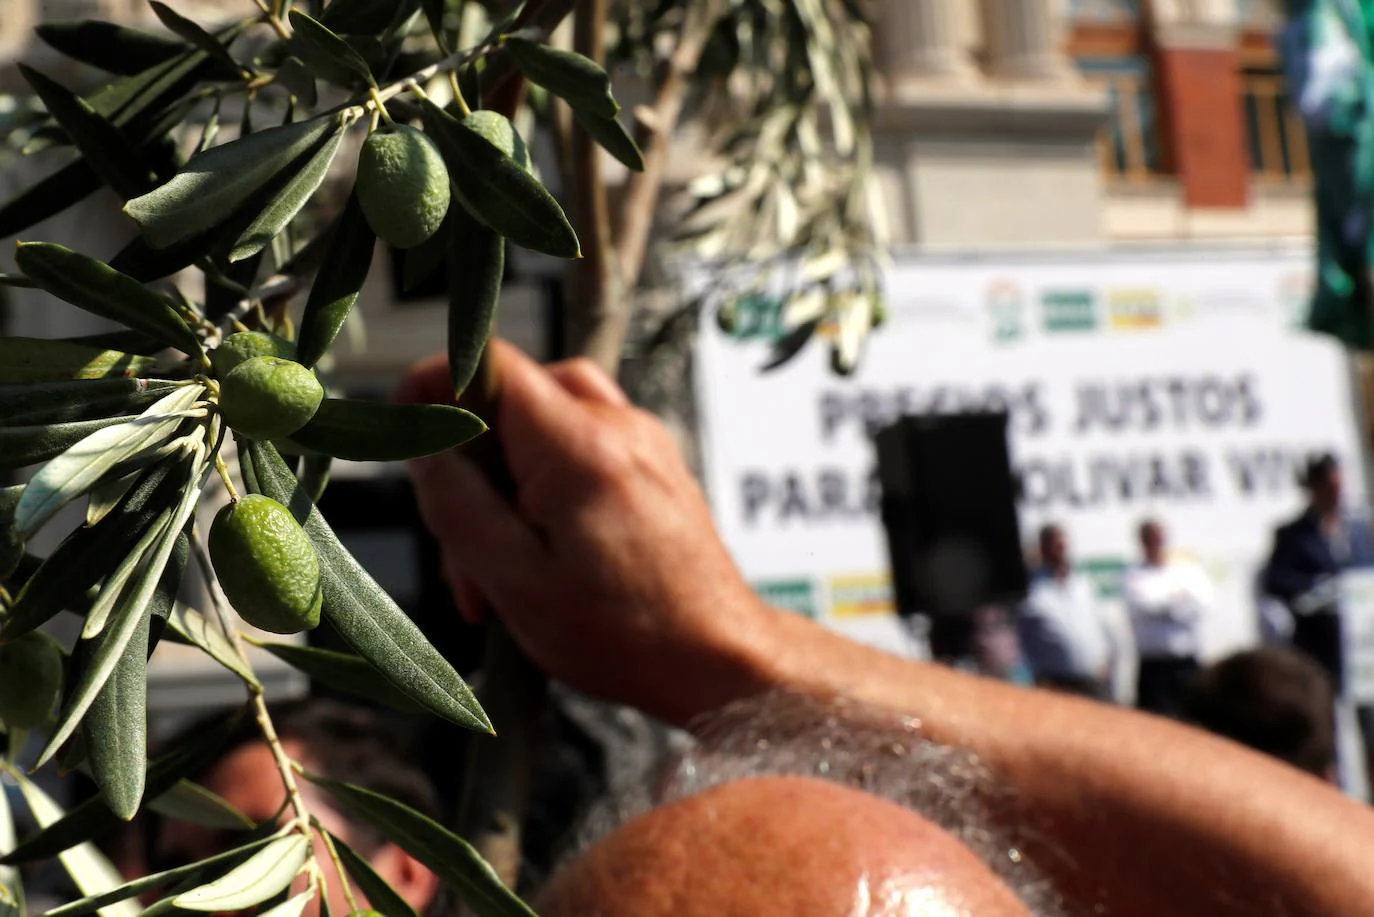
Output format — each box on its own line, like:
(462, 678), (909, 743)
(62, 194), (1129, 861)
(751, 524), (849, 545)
(0, 0), (878, 914)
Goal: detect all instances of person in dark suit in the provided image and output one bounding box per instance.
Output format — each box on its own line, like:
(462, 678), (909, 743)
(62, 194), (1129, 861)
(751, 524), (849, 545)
(1262, 453), (1374, 691)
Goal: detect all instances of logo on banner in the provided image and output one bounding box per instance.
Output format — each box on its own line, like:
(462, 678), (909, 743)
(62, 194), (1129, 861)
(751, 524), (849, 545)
(828, 573), (894, 618)
(1278, 271), (1311, 329)
(985, 280), (1025, 343)
(1040, 290), (1097, 333)
(1107, 288), (1162, 329)
(754, 578), (819, 619)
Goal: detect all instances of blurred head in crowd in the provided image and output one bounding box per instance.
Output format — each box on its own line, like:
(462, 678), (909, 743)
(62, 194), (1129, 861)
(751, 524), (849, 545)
(538, 693), (1064, 917)
(1182, 647), (1336, 780)
(1302, 453), (1343, 517)
(1038, 524), (1068, 577)
(1138, 519), (1166, 566)
(152, 700), (444, 917)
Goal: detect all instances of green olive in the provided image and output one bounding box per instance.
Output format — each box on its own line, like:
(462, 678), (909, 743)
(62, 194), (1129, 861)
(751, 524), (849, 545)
(209, 495), (322, 635)
(356, 125), (451, 249)
(218, 356), (323, 441)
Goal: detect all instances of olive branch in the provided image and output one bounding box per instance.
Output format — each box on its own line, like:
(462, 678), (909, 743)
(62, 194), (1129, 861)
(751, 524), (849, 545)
(0, 0), (880, 914)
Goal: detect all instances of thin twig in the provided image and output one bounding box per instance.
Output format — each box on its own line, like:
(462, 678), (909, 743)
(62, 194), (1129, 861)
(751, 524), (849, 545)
(316, 821), (362, 913)
(562, 0), (618, 371)
(252, 0), (291, 39)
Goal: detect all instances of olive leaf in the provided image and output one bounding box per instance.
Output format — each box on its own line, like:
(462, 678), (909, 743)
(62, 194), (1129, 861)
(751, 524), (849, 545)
(86, 474), (139, 528)
(18, 65), (156, 200)
(0, 338), (157, 384)
(0, 486), (23, 578)
(15, 243), (205, 358)
(288, 11), (374, 85)
(447, 208), (504, 397)
(123, 114), (340, 249)
(255, 642), (424, 713)
(0, 775), (21, 917)
(39, 835), (275, 917)
(0, 49), (213, 235)
(147, 2), (243, 78)
(257, 891), (315, 917)
(321, 0), (414, 35)
(0, 162), (101, 240)
(504, 37), (618, 119)
(82, 613), (150, 821)
(61, 329), (168, 356)
(299, 453), (332, 504)
(274, 56), (319, 107)
(148, 780), (254, 830)
(171, 833), (308, 912)
(34, 20), (188, 75)
(329, 833), (419, 917)
(284, 399), (485, 461)
(8, 772), (140, 917)
(14, 383), (205, 537)
(761, 316), (821, 371)
(239, 439), (490, 732)
(296, 192), (375, 368)
(573, 108), (645, 172)
(401, 208), (451, 291)
(229, 127), (345, 262)
(307, 776), (536, 917)
(0, 379), (181, 427)
(0, 461), (181, 643)
(84, 486), (195, 640)
(1, 705), (249, 866)
(420, 100), (580, 258)
(34, 451), (206, 771)
(163, 605), (261, 690)
(0, 417), (142, 471)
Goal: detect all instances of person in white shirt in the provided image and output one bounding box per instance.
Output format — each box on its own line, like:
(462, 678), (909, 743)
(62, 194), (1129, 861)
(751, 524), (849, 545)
(1123, 519), (1212, 717)
(1015, 524), (1120, 700)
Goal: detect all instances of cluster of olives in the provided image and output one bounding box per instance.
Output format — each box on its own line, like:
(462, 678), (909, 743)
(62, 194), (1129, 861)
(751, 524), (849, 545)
(204, 120), (459, 639)
(208, 332), (324, 636)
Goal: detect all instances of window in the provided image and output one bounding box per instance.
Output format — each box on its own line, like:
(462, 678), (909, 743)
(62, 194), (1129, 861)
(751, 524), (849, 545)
(1077, 56), (1161, 181)
(1242, 67), (1310, 182)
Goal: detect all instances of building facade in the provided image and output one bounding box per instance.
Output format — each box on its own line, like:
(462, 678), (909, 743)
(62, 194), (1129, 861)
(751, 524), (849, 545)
(871, 0), (1306, 247)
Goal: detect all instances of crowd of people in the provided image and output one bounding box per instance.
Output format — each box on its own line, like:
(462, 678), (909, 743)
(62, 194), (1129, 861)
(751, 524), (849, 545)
(952, 452), (1367, 789)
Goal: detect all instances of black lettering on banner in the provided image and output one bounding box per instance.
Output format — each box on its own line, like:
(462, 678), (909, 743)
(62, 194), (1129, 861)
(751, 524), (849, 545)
(819, 469), (850, 516)
(1138, 380), (1161, 430)
(1237, 374), (1263, 426)
(1021, 383), (1051, 436)
(741, 472), (771, 524)
(779, 473), (809, 521)
(819, 392), (849, 443)
(1182, 450), (1212, 497)
(1195, 377), (1231, 427)
(1166, 378), (1190, 425)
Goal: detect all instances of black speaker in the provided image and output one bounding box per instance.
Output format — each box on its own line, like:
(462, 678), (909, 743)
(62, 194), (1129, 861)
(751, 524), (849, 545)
(876, 412), (1027, 621)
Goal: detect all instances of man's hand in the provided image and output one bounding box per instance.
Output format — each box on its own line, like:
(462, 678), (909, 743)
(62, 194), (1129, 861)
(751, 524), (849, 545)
(403, 341), (771, 725)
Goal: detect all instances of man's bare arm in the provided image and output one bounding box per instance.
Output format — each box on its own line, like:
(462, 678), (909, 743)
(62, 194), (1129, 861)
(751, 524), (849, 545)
(404, 342), (1374, 917)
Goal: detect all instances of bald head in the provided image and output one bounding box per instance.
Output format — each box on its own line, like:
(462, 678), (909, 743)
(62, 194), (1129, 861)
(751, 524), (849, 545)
(538, 776), (1030, 916)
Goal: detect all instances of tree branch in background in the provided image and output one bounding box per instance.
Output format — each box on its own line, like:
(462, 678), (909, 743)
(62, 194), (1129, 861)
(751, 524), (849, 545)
(562, 0), (619, 370)
(614, 2), (718, 299)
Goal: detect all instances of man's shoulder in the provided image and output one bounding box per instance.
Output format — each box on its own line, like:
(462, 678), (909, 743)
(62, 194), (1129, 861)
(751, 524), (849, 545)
(1274, 513), (1316, 540)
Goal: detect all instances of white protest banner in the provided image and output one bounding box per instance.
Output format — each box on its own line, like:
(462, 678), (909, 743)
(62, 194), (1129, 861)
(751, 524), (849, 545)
(1341, 571), (1374, 703)
(692, 245), (1368, 658)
